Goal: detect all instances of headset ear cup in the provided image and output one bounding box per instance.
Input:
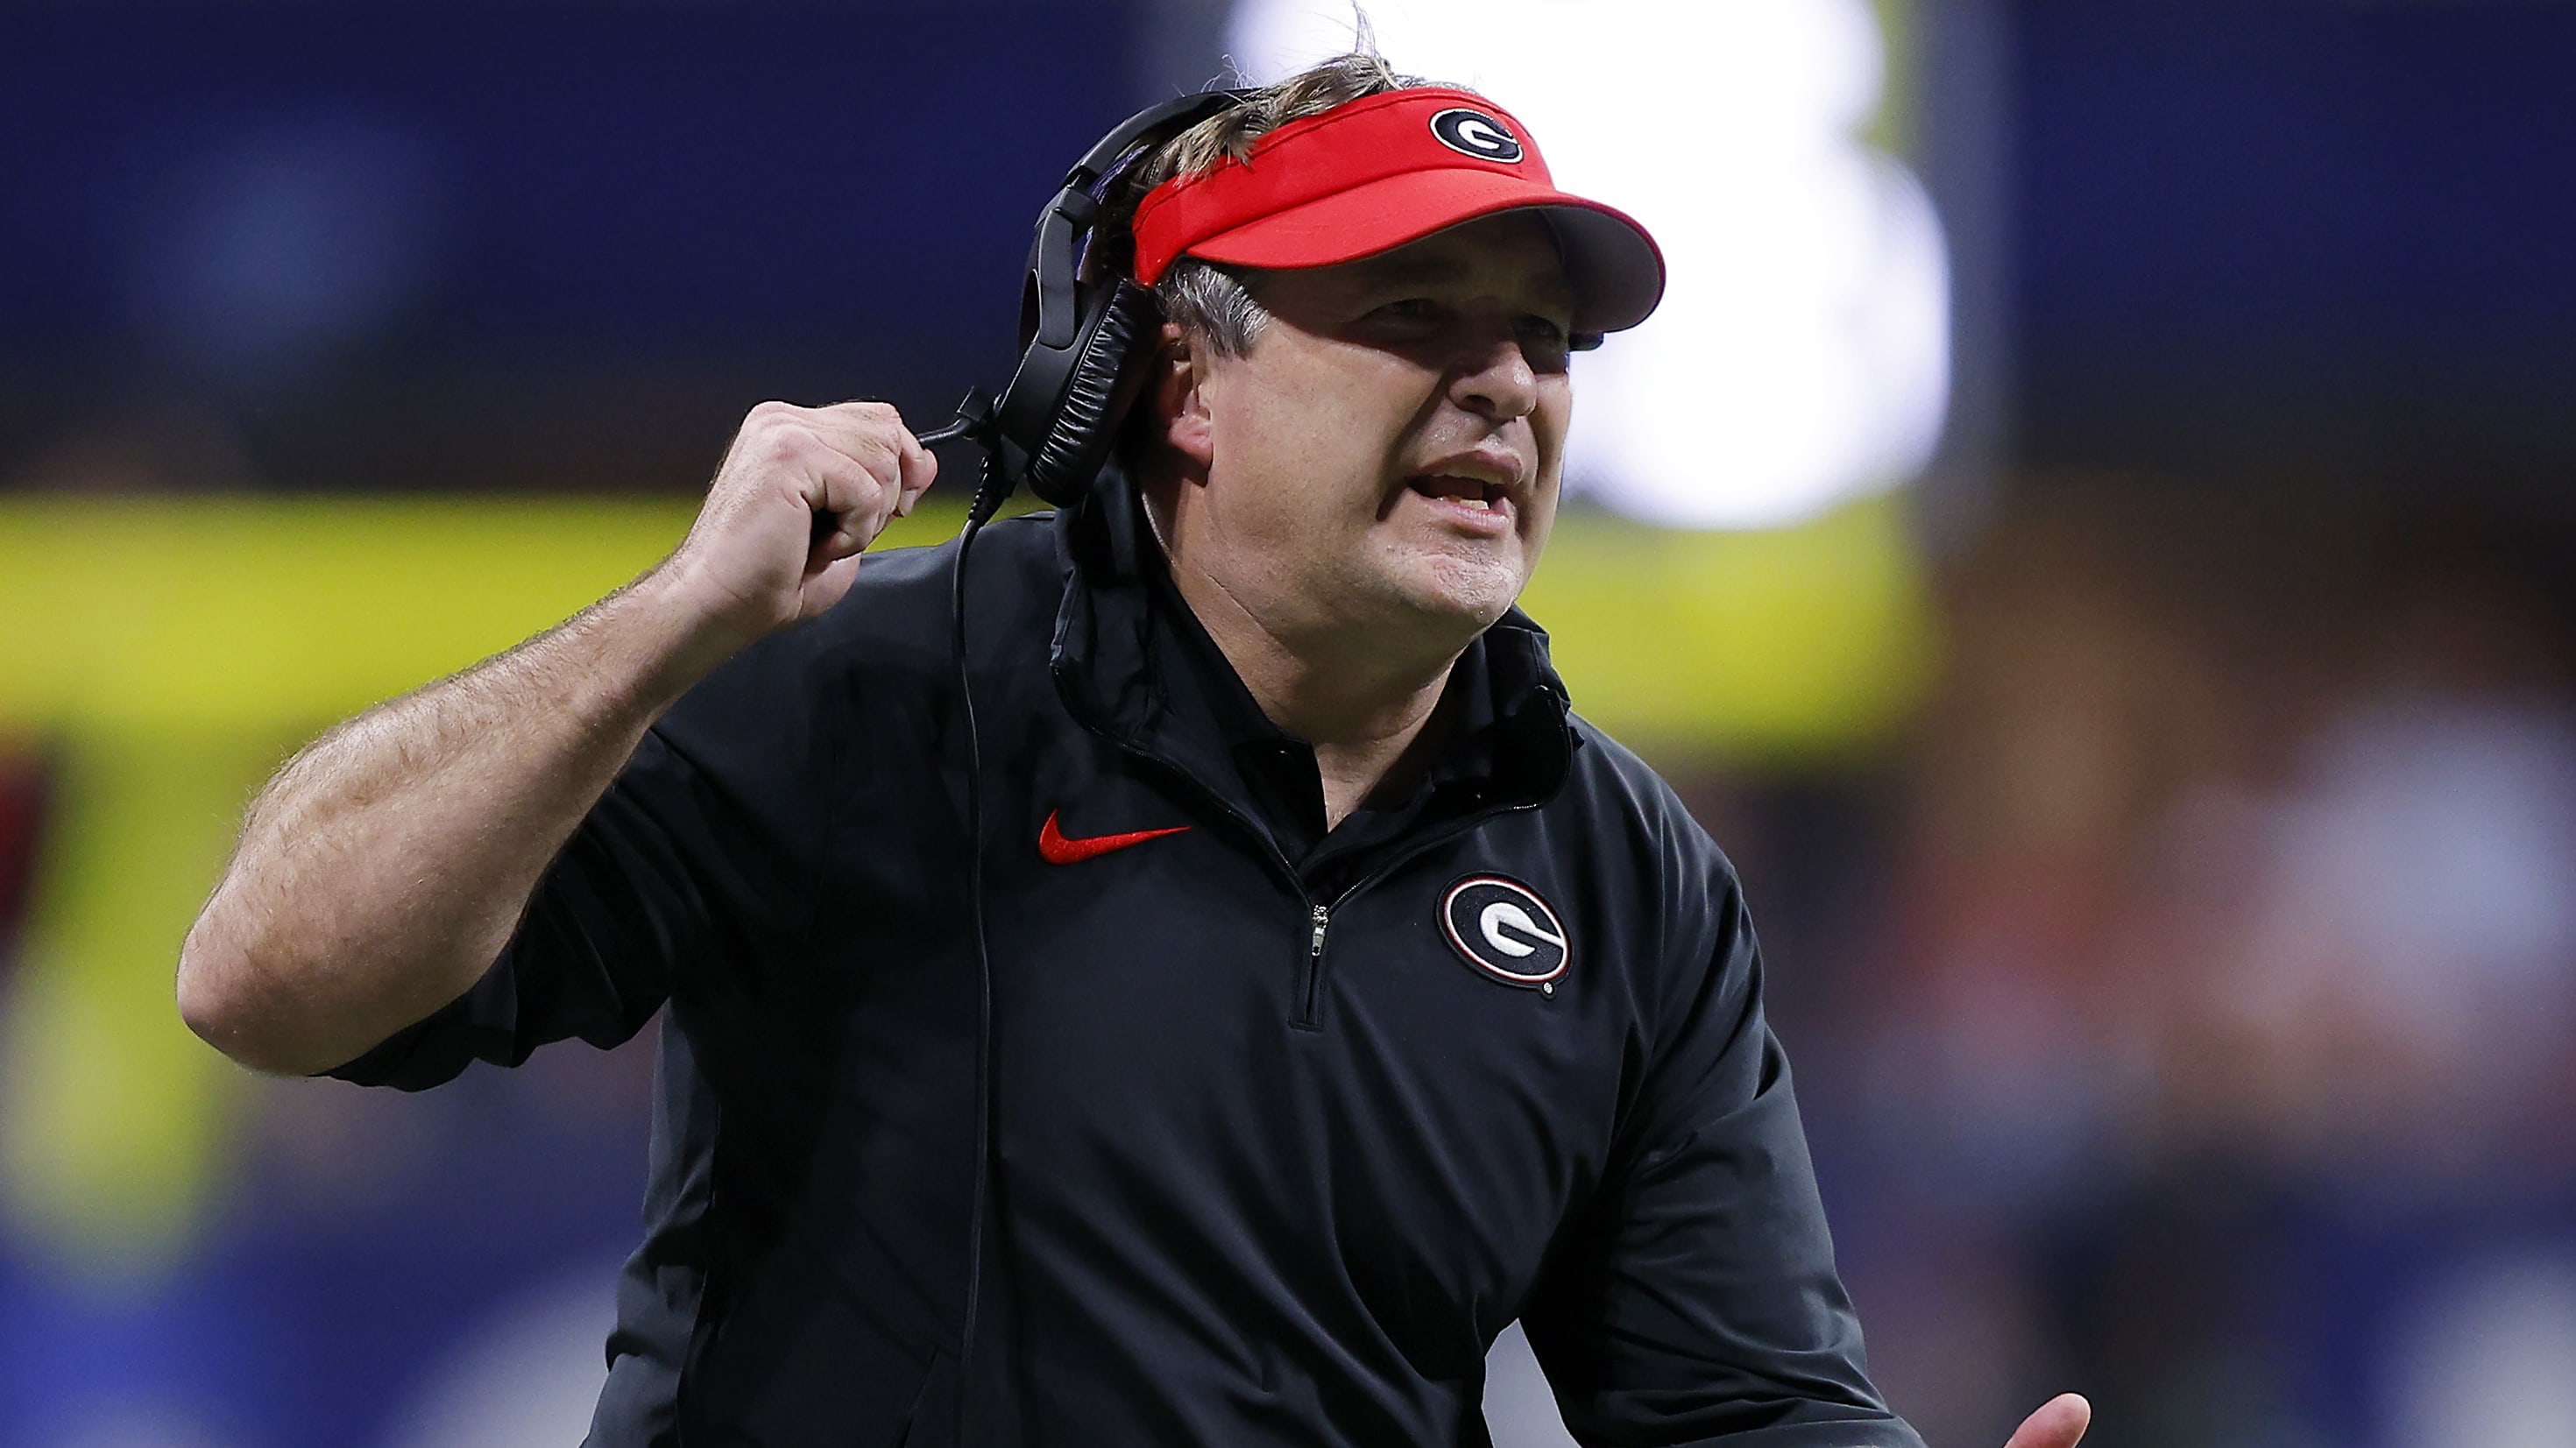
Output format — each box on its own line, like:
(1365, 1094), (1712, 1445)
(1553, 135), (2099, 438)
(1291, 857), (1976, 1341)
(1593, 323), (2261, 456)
(1023, 281), (1158, 507)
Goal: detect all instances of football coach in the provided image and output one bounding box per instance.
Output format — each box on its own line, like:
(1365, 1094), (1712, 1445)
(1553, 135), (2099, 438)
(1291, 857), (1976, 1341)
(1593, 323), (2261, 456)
(176, 48), (2090, 1448)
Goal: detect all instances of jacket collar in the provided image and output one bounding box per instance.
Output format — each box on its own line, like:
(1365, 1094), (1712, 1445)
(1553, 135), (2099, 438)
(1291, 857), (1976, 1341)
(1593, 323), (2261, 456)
(1046, 474), (1578, 822)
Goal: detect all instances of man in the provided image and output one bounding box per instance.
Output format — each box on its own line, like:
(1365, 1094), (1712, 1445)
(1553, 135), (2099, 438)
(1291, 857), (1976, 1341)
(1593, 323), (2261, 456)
(177, 50), (2089, 1448)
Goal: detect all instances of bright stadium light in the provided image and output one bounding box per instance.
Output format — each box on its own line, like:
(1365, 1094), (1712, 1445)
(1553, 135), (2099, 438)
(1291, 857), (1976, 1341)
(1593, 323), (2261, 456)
(1228, 0), (1950, 530)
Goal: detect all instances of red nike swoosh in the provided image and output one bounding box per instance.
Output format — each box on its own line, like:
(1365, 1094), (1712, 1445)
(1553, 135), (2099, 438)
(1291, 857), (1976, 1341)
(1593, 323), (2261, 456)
(1037, 809), (1192, 865)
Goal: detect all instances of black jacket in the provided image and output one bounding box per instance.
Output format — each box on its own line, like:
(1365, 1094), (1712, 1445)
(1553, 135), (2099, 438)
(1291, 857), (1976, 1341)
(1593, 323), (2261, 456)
(330, 487), (1921, 1448)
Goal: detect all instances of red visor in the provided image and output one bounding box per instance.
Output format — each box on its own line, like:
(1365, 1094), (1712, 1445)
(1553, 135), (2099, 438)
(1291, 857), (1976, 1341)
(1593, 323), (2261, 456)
(1129, 87), (1666, 336)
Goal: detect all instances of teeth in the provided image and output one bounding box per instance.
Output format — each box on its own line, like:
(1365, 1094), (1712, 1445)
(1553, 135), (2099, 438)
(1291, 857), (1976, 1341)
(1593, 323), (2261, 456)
(1408, 475), (1504, 510)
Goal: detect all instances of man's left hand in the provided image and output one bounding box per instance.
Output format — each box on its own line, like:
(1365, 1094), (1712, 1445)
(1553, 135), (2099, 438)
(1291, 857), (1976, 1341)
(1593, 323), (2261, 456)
(2001, 1393), (2091, 1448)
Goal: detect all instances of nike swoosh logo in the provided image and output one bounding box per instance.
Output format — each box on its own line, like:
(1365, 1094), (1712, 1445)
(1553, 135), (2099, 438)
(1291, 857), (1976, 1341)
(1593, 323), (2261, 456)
(1037, 809), (1191, 865)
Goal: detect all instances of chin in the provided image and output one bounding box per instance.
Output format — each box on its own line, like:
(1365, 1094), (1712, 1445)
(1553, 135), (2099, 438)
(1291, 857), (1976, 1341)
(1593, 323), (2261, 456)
(1383, 553), (1525, 633)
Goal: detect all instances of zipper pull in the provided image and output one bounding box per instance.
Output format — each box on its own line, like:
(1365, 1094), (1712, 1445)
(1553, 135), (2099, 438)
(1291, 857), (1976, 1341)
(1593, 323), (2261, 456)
(1309, 905), (1329, 957)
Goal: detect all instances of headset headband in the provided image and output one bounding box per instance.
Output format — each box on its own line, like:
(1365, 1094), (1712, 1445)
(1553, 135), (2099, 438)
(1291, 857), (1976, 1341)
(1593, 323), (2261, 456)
(1023, 91), (1250, 351)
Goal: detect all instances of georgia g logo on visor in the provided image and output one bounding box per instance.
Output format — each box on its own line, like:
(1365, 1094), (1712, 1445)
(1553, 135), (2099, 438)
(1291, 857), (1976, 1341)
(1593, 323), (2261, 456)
(1429, 108), (1525, 164)
(1440, 876), (1568, 992)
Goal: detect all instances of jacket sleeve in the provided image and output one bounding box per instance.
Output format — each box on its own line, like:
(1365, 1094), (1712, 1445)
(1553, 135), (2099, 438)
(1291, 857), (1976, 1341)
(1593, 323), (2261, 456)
(320, 622), (839, 1092)
(1518, 841), (1922, 1447)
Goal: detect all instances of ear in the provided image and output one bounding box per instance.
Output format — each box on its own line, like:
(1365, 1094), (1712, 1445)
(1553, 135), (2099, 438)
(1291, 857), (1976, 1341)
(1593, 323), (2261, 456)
(1149, 321), (1216, 481)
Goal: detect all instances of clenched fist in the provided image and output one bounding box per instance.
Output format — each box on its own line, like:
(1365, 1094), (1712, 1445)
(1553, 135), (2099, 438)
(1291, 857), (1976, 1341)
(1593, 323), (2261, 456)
(665, 399), (939, 649)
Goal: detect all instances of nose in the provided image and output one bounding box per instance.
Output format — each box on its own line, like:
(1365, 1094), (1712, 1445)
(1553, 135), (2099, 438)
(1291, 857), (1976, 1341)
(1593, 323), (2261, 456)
(1448, 329), (1541, 424)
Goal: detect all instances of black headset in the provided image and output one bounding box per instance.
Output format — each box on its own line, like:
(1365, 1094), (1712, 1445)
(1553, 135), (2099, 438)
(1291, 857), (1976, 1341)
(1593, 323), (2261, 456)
(918, 88), (1253, 1444)
(927, 88), (1253, 519)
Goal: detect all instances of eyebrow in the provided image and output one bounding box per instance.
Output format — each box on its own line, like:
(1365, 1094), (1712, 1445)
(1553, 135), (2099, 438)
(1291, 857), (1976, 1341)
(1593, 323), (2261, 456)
(1348, 250), (1579, 310)
(1354, 252), (1470, 286)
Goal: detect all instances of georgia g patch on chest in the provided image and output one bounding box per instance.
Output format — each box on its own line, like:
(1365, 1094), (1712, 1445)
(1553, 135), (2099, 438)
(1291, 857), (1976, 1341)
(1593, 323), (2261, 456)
(1439, 875), (1569, 993)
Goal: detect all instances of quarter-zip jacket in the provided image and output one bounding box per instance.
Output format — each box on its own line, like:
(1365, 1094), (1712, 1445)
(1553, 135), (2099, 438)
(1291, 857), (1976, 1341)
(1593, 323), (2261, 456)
(329, 487), (1923, 1448)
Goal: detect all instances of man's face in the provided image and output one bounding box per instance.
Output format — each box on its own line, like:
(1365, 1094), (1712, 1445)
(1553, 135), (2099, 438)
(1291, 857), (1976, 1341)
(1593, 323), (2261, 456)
(1159, 211), (1577, 650)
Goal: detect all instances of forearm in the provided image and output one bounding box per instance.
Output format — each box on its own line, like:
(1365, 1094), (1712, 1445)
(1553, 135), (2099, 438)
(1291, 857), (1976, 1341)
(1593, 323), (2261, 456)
(178, 562), (744, 1076)
(178, 398), (932, 1076)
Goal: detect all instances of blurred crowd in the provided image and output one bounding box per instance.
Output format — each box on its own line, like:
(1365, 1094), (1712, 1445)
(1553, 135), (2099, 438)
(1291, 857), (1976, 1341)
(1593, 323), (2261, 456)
(1769, 484), (2576, 1448)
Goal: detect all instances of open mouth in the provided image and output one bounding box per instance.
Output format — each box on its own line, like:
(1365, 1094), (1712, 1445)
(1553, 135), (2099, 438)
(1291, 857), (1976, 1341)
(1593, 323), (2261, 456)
(1405, 474), (1511, 512)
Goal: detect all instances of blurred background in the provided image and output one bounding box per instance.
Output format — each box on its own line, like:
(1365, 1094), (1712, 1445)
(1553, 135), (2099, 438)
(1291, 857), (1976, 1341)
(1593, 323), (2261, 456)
(4, 1), (2575, 1444)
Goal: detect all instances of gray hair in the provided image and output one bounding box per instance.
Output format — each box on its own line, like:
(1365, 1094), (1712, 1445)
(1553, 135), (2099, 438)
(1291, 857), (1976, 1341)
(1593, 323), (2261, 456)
(1152, 259), (1268, 358)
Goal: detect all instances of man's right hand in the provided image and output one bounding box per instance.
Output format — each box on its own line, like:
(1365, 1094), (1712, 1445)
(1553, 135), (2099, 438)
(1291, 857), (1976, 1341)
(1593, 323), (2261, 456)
(665, 399), (939, 650)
